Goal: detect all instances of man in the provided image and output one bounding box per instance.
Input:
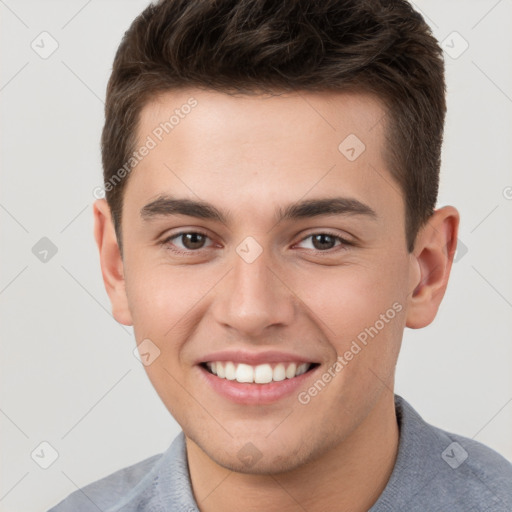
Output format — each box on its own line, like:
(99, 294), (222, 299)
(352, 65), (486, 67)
(49, 0), (512, 510)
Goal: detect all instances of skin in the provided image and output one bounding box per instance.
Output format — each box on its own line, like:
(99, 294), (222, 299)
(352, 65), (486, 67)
(94, 88), (459, 511)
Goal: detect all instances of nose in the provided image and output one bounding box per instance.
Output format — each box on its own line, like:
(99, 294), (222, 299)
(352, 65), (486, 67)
(211, 247), (296, 338)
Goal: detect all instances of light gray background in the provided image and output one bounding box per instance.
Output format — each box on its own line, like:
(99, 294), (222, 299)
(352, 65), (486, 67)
(1, 1), (511, 510)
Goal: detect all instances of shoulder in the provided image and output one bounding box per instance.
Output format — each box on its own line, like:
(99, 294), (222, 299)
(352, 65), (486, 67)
(47, 433), (190, 512)
(47, 453), (162, 512)
(377, 396), (512, 512)
(428, 424), (512, 509)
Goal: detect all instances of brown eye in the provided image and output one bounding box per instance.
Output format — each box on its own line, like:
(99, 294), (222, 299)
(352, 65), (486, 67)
(295, 232), (352, 252)
(179, 232), (207, 250)
(311, 234), (337, 250)
(163, 231), (214, 253)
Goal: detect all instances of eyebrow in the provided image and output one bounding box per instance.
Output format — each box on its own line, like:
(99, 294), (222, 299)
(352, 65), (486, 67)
(140, 195), (377, 224)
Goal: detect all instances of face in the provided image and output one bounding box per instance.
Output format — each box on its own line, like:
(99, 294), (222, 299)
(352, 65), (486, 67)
(109, 89), (421, 473)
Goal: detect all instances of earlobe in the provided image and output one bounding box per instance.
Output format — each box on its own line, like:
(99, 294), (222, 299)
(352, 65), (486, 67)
(93, 199), (133, 326)
(405, 206), (460, 329)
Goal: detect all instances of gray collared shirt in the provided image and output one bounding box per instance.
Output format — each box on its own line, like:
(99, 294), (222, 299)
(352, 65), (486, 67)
(48, 396), (512, 511)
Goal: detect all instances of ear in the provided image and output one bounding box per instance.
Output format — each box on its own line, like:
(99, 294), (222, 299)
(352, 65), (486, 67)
(406, 206), (460, 329)
(93, 199), (133, 326)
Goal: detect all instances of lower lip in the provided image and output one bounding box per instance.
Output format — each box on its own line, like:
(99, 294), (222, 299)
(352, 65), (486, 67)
(197, 364), (319, 405)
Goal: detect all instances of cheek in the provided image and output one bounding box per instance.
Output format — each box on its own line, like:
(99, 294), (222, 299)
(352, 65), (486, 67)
(291, 253), (408, 396)
(124, 271), (172, 338)
(291, 260), (407, 415)
(123, 260), (221, 372)
(293, 259), (406, 339)
(124, 260), (201, 332)
(123, 264), (202, 421)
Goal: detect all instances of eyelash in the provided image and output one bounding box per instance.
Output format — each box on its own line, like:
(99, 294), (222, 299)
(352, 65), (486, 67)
(160, 230), (354, 255)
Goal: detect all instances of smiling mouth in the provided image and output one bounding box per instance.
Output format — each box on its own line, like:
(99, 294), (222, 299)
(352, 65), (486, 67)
(201, 361), (320, 384)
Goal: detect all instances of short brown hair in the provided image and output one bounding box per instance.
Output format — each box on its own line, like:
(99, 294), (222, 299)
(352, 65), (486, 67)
(102, 0), (446, 252)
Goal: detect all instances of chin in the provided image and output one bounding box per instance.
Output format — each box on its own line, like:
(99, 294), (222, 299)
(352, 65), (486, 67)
(196, 432), (325, 476)
(214, 451), (308, 475)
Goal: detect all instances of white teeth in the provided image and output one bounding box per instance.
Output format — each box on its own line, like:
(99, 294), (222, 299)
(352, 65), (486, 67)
(254, 364), (273, 384)
(285, 363), (297, 379)
(296, 363), (309, 376)
(273, 363), (286, 382)
(216, 362), (226, 378)
(225, 361), (236, 380)
(236, 363), (254, 383)
(205, 361), (313, 383)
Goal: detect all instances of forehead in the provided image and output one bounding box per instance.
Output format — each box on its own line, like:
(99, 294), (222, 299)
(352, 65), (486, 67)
(126, 88), (401, 227)
(138, 88), (387, 153)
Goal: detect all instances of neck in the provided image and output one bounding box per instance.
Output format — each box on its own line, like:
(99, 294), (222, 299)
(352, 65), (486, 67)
(186, 392), (399, 512)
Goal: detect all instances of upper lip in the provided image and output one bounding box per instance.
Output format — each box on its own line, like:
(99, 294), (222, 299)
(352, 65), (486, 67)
(197, 350), (319, 366)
